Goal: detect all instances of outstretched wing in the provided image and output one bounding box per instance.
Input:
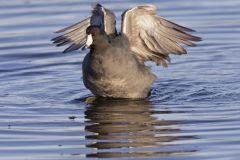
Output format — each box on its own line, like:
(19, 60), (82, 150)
(121, 5), (202, 67)
(51, 3), (116, 53)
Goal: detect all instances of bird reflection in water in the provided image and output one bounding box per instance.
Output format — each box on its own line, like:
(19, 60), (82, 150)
(84, 99), (197, 158)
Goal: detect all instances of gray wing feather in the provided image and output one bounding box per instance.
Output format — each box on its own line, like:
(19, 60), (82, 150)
(121, 4), (201, 66)
(52, 3), (116, 53)
(52, 18), (90, 53)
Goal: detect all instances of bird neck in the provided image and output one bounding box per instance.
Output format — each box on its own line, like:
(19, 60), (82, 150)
(91, 35), (110, 52)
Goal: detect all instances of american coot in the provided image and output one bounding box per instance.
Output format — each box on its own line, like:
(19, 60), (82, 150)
(52, 3), (201, 99)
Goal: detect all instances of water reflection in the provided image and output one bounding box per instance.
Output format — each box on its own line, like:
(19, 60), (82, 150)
(84, 99), (196, 158)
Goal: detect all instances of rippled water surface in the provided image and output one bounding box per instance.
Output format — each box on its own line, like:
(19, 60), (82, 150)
(1, 0), (240, 159)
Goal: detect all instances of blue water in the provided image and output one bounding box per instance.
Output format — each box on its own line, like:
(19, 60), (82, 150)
(0, 0), (240, 159)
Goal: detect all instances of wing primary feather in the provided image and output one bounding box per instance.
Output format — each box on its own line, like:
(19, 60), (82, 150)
(51, 35), (64, 42)
(63, 39), (86, 53)
(160, 17), (196, 32)
(55, 17), (90, 33)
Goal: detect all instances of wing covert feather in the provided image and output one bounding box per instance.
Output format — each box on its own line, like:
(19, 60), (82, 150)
(121, 4), (201, 66)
